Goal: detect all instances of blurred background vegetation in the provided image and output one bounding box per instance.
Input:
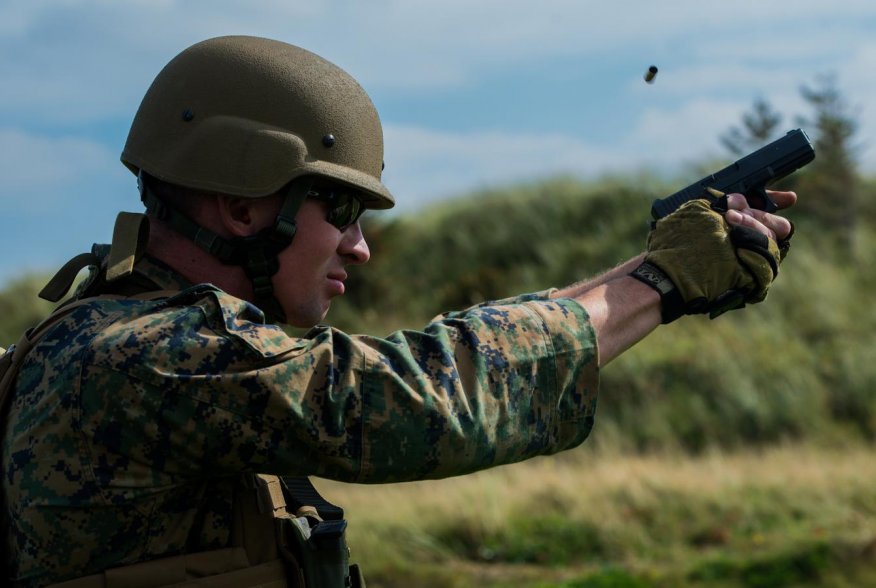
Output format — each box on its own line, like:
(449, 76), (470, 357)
(2, 78), (874, 587)
(326, 75), (876, 457)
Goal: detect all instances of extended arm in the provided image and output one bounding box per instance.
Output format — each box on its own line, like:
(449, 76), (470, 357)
(552, 255), (659, 367)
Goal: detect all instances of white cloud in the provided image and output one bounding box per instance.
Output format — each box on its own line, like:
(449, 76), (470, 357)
(5, 0), (876, 110)
(623, 100), (743, 162)
(382, 124), (619, 210)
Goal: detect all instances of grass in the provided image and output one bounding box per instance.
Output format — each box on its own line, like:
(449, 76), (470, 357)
(314, 444), (876, 587)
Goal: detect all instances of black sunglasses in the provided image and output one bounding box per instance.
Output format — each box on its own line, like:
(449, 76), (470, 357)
(306, 183), (365, 230)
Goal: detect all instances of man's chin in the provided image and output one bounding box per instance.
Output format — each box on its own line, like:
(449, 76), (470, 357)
(284, 301), (331, 329)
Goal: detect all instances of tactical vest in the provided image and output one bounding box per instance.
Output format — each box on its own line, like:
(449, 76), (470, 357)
(0, 288), (364, 587)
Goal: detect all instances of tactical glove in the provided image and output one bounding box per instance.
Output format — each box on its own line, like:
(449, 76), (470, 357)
(631, 199), (785, 323)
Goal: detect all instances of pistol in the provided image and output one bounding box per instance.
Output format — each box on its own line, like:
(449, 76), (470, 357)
(650, 129), (815, 220)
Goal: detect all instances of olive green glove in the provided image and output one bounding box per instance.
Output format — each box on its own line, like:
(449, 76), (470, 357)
(631, 199), (785, 323)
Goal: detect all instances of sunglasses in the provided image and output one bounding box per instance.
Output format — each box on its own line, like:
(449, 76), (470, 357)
(307, 183), (365, 230)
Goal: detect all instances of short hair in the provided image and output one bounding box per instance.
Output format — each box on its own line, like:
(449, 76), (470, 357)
(140, 173), (213, 220)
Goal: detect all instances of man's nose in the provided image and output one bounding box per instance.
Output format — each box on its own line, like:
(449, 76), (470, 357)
(340, 221), (370, 264)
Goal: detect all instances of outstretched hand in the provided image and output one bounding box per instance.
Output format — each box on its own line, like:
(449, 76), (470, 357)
(724, 190), (796, 242)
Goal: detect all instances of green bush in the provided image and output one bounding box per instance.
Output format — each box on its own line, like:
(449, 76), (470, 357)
(0, 274), (54, 346)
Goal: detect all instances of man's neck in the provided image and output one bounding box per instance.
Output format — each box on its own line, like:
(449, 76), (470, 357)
(145, 220), (254, 301)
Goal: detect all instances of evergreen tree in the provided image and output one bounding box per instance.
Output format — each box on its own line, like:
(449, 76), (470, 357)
(720, 98), (783, 156)
(795, 74), (860, 248)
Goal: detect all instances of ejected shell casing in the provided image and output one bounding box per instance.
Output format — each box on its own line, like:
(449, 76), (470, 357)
(644, 65), (658, 83)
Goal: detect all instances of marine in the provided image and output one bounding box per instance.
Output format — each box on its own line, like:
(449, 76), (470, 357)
(1, 35), (797, 586)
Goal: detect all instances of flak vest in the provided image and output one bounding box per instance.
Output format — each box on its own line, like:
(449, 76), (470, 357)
(0, 292), (365, 588)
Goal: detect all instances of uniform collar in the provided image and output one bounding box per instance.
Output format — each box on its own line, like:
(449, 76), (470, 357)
(130, 254), (195, 292)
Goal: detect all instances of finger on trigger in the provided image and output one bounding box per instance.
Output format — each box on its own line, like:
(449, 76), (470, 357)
(725, 193), (749, 210)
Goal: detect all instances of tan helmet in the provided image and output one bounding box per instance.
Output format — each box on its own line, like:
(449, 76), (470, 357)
(121, 35), (394, 209)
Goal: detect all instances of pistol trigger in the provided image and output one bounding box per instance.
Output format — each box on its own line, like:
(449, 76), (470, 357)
(762, 192), (779, 214)
(747, 187), (777, 213)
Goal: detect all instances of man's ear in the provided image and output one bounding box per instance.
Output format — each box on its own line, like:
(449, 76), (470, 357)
(216, 195), (260, 237)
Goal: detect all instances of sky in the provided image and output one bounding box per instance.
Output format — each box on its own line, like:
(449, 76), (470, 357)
(2, 0), (876, 284)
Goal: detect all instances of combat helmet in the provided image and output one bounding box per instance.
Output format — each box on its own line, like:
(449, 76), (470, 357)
(121, 35), (394, 322)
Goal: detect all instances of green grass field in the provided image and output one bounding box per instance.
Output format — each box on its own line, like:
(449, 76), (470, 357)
(318, 444), (876, 587)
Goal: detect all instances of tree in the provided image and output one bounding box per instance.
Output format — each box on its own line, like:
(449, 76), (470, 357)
(721, 98), (783, 156)
(0, 275), (54, 345)
(796, 74), (860, 248)
(722, 78), (862, 250)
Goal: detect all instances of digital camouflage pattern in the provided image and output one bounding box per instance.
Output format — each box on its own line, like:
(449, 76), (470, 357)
(2, 255), (599, 587)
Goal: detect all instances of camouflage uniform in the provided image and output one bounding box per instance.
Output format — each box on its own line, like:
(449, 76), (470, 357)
(2, 252), (599, 587)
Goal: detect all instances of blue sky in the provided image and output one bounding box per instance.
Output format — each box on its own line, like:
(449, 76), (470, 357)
(2, 0), (876, 284)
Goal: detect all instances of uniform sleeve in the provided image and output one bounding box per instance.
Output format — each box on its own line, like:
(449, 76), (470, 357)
(82, 289), (598, 485)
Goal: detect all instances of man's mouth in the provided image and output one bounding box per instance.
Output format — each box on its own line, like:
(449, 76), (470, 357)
(327, 272), (347, 295)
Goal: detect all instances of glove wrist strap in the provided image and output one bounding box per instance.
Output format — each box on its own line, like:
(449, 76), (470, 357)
(630, 261), (685, 324)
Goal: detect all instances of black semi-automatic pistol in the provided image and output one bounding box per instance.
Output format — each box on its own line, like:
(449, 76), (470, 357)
(650, 128), (816, 220)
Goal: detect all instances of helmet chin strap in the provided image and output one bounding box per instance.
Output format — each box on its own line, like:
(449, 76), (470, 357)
(139, 172), (314, 324)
